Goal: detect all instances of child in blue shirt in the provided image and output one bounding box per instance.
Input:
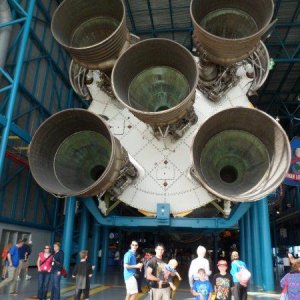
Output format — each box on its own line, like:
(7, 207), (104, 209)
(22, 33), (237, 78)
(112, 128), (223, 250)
(192, 268), (213, 300)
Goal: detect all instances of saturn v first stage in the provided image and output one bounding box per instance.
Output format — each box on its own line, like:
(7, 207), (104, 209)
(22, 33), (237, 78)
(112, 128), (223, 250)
(28, 0), (291, 217)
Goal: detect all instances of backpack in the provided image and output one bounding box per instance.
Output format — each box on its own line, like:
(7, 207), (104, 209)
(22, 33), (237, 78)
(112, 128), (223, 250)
(236, 263), (251, 287)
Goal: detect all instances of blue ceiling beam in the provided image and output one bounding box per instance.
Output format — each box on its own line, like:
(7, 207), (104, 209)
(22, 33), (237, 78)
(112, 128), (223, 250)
(136, 26), (191, 35)
(9, 0), (28, 16)
(83, 198), (251, 229)
(0, 0), (35, 178)
(29, 30), (70, 88)
(13, 105), (39, 122)
(40, 190), (55, 226)
(32, 1), (88, 109)
(21, 172), (32, 221)
(0, 66), (13, 84)
(0, 215), (53, 230)
(268, 3), (300, 63)
(273, 58), (300, 63)
(0, 165), (25, 189)
(0, 17), (27, 28)
(284, 74), (300, 102)
(273, 0), (282, 19)
(18, 83), (51, 117)
(124, 0), (137, 35)
(0, 115), (31, 143)
(168, 0), (175, 40)
(28, 28), (88, 111)
(275, 22), (300, 27)
(268, 42), (299, 47)
(0, 84), (12, 94)
(146, 0), (157, 37)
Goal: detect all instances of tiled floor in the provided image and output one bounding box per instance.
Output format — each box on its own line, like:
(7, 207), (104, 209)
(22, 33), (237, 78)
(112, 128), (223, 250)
(0, 267), (281, 300)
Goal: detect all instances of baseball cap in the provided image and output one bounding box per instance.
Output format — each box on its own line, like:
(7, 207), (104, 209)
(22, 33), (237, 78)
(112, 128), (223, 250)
(217, 260), (228, 266)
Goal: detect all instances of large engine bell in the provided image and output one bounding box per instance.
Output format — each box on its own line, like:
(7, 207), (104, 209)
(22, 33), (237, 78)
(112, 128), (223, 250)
(28, 109), (135, 197)
(111, 38), (198, 133)
(51, 0), (127, 70)
(190, 0), (274, 65)
(191, 107), (291, 202)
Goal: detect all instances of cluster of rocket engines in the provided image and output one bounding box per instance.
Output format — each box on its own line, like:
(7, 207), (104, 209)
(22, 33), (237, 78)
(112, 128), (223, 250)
(28, 0), (291, 216)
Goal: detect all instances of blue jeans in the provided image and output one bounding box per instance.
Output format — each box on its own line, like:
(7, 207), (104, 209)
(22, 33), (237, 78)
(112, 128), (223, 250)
(37, 271), (51, 300)
(50, 272), (61, 300)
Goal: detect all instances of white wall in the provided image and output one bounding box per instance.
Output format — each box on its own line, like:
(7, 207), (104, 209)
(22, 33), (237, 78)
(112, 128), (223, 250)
(0, 223), (52, 267)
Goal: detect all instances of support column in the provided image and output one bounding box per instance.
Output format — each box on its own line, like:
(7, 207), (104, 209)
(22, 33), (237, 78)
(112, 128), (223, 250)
(239, 216), (246, 261)
(91, 222), (101, 276)
(78, 205), (89, 260)
(100, 226), (109, 274)
(244, 210), (253, 274)
(272, 216), (279, 284)
(250, 203), (262, 288)
(62, 196), (76, 273)
(257, 198), (275, 291)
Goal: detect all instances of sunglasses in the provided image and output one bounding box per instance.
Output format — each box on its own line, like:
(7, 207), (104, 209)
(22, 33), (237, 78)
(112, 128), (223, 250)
(131, 244), (138, 247)
(44, 247), (50, 249)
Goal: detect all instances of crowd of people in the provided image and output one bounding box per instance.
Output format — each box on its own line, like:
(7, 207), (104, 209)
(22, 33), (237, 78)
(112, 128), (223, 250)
(0, 240), (93, 300)
(1, 238), (300, 300)
(123, 242), (252, 300)
(123, 242), (300, 300)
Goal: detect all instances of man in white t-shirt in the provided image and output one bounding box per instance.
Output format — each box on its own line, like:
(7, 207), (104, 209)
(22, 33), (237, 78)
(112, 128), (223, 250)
(188, 245), (211, 289)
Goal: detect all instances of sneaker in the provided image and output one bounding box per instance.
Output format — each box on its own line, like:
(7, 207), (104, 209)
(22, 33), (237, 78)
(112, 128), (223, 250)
(9, 292), (18, 296)
(17, 276), (20, 281)
(25, 275), (32, 280)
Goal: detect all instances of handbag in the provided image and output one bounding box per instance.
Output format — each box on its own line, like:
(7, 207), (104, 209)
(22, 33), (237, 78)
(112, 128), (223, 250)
(236, 262), (251, 287)
(280, 283), (288, 300)
(60, 267), (67, 278)
(53, 254), (67, 278)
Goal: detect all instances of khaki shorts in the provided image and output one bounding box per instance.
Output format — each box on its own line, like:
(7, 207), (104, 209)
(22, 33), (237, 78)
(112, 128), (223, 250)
(22, 260), (29, 269)
(125, 276), (138, 295)
(150, 287), (170, 300)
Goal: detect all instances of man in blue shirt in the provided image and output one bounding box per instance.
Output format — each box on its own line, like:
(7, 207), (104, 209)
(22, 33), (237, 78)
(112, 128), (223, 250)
(17, 238), (32, 280)
(123, 240), (143, 300)
(0, 239), (24, 296)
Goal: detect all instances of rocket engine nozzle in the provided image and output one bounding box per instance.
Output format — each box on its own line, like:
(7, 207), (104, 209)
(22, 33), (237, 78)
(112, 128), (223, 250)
(51, 0), (127, 70)
(191, 107), (291, 202)
(111, 38), (198, 131)
(28, 109), (134, 197)
(190, 0), (274, 65)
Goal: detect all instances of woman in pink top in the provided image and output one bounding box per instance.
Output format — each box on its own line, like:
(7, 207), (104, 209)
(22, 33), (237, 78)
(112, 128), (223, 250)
(37, 245), (53, 300)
